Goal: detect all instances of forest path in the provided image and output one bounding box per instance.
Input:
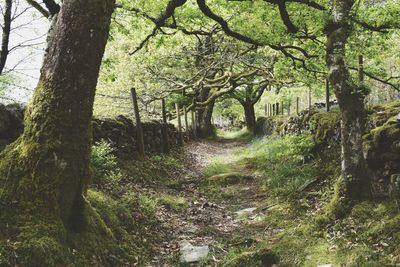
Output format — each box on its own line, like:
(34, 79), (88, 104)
(149, 137), (269, 266)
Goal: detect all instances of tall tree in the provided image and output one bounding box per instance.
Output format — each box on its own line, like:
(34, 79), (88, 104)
(325, 0), (371, 203)
(0, 0), (12, 74)
(231, 82), (268, 132)
(0, 0), (115, 234)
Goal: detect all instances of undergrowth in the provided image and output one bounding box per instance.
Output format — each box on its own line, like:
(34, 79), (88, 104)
(0, 140), (185, 266)
(203, 129), (400, 266)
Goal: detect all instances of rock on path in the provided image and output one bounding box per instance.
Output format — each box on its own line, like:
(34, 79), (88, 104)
(179, 241), (209, 264)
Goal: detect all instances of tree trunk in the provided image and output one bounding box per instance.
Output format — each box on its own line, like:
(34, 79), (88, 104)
(242, 99), (256, 132)
(0, 0), (12, 74)
(197, 101), (215, 138)
(325, 0), (371, 203)
(196, 87), (215, 138)
(0, 0), (115, 231)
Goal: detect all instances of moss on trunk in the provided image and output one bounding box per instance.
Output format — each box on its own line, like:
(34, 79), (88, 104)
(325, 0), (371, 205)
(243, 101), (256, 133)
(0, 0), (115, 264)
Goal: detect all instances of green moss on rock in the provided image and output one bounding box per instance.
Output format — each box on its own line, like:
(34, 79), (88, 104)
(309, 110), (341, 144)
(367, 101), (400, 129)
(207, 172), (254, 186)
(157, 194), (189, 210)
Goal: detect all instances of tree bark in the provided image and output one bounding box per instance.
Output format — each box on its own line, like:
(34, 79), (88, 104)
(0, 0), (12, 74)
(242, 99), (256, 132)
(197, 100), (215, 138)
(0, 0), (115, 231)
(325, 0), (371, 201)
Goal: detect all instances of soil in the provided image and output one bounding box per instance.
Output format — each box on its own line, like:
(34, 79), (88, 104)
(148, 139), (268, 266)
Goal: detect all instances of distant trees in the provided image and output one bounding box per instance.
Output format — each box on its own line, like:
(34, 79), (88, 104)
(118, 0), (399, 209)
(0, 0), (52, 75)
(0, 0), (12, 75)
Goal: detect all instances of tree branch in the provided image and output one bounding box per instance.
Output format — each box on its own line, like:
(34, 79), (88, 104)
(25, 0), (50, 18)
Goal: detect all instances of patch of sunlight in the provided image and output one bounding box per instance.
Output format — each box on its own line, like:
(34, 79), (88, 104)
(217, 128), (253, 142)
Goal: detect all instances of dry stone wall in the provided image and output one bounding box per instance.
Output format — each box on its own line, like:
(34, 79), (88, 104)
(0, 104), (183, 159)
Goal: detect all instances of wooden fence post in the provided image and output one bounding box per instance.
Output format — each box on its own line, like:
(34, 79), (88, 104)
(276, 102), (279, 115)
(130, 87), (145, 159)
(161, 98), (169, 153)
(326, 79), (330, 112)
(296, 97), (300, 115)
(192, 99), (198, 138)
(272, 104), (275, 116)
(175, 103), (183, 146)
(265, 104), (267, 116)
(358, 55), (364, 83)
(184, 106), (189, 141)
(191, 108), (197, 139)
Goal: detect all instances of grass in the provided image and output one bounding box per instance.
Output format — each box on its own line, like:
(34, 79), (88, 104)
(216, 128), (254, 142)
(201, 127), (400, 266)
(157, 194), (189, 211)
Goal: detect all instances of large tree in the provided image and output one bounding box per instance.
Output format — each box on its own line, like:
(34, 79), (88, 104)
(0, 0), (115, 236)
(324, 0), (371, 204)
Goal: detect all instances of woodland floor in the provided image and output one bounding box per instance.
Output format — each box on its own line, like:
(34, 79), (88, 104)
(148, 138), (270, 266)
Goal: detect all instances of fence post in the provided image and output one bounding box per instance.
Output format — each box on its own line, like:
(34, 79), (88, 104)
(264, 103), (267, 116)
(358, 55), (364, 83)
(272, 104), (275, 116)
(184, 105), (189, 141)
(175, 103), (183, 146)
(192, 100), (198, 138)
(191, 109), (196, 139)
(296, 97), (300, 115)
(276, 102), (280, 115)
(326, 79), (330, 112)
(130, 87), (145, 159)
(161, 98), (169, 153)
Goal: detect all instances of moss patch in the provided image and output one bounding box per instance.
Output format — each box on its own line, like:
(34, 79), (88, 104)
(223, 248), (278, 267)
(157, 194), (189, 210)
(207, 172), (254, 186)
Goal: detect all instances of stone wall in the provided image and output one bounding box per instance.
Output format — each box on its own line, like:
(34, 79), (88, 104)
(255, 107), (341, 145)
(0, 103), (24, 150)
(92, 115), (183, 159)
(0, 103), (183, 159)
(255, 101), (400, 195)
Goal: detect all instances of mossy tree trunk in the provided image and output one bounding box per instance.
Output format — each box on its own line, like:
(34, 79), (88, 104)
(325, 0), (371, 202)
(0, 0), (115, 231)
(242, 98), (256, 132)
(233, 83), (266, 133)
(197, 88), (215, 138)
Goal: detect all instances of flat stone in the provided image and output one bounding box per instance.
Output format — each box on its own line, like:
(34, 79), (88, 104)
(235, 207), (257, 217)
(179, 241), (209, 263)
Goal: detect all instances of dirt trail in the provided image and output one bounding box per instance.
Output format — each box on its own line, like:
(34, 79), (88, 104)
(149, 139), (267, 267)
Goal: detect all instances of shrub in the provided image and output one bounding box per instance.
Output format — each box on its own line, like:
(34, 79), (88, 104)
(90, 140), (123, 187)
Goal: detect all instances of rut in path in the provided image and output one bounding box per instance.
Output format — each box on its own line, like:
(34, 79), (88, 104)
(150, 139), (269, 266)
